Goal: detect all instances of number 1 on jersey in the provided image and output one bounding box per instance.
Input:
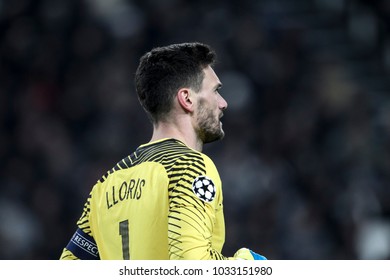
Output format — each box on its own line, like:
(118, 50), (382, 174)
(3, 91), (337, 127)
(119, 220), (130, 259)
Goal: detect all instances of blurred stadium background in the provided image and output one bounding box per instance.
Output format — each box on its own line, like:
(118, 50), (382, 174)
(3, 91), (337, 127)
(1, 0), (390, 259)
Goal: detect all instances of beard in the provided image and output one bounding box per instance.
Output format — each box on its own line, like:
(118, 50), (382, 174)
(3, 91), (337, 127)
(195, 103), (225, 144)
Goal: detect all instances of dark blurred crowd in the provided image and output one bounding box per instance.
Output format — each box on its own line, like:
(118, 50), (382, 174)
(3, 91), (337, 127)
(1, 0), (390, 260)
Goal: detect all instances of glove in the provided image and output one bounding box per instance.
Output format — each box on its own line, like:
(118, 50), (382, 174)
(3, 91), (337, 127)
(234, 248), (267, 260)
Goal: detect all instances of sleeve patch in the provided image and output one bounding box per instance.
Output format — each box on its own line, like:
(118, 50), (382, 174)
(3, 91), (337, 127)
(65, 228), (100, 260)
(192, 175), (216, 203)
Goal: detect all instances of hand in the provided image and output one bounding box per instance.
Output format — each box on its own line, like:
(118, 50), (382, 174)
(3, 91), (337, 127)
(234, 247), (267, 260)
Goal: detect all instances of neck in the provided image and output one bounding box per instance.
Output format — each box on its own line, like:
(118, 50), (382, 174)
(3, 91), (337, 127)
(150, 120), (203, 152)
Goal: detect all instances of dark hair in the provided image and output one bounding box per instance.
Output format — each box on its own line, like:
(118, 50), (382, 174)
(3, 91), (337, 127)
(135, 42), (216, 123)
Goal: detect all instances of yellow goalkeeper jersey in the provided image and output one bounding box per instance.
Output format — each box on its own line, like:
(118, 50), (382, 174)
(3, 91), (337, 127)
(60, 138), (227, 260)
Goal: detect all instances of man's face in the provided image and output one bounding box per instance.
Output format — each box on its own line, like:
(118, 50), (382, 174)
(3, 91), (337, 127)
(194, 66), (228, 144)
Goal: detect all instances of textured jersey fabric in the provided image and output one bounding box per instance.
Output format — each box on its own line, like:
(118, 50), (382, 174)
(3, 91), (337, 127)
(60, 138), (226, 260)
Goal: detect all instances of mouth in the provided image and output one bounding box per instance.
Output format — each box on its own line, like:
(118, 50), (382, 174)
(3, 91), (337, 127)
(219, 112), (224, 125)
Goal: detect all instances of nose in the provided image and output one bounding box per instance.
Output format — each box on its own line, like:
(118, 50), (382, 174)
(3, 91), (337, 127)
(219, 95), (228, 111)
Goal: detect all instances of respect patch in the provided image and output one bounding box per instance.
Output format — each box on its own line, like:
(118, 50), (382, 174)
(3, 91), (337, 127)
(66, 228), (100, 260)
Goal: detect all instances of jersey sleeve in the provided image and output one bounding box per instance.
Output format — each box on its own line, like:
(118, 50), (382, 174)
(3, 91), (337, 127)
(167, 154), (228, 260)
(59, 248), (79, 260)
(59, 193), (100, 260)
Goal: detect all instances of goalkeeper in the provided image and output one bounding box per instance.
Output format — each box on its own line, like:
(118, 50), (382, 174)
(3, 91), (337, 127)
(60, 42), (266, 260)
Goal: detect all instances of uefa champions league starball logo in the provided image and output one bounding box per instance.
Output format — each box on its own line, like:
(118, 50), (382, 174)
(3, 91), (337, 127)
(192, 176), (216, 202)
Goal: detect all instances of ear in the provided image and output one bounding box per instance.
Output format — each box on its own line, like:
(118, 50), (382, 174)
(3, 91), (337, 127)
(177, 88), (194, 113)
